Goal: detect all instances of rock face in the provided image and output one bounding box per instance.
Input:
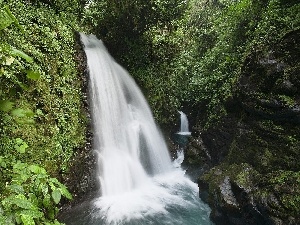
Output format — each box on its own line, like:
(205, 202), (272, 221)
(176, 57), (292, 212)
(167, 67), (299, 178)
(61, 32), (98, 207)
(186, 30), (300, 224)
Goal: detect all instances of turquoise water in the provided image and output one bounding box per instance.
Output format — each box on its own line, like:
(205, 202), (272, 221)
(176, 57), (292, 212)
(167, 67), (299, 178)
(60, 169), (214, 225)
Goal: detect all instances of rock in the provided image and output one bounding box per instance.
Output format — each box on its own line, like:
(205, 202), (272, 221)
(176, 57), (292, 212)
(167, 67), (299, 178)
(60, 32), (98, 208)
(191, 29), (300, 225)
(199, 164), (280, 225)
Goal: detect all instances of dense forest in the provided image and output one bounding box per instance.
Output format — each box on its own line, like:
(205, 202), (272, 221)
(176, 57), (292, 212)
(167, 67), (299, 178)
(0, 0), (299, 224)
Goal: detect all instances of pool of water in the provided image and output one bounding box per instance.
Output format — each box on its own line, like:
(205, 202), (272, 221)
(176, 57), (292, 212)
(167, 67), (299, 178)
(60, 169), (214, 225)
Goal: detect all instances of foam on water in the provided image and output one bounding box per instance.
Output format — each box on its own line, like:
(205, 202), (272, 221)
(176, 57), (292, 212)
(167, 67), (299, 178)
(63, 33), (214, 225)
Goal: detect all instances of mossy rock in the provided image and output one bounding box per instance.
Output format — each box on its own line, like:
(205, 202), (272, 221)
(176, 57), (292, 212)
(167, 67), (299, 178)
(199, 164), (300, 224)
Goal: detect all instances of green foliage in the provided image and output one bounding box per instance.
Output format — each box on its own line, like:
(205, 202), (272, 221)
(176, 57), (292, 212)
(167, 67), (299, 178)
(0, 5), (22, 31)
(0, 160), (71, 224)
(202, 164), (300, 219)
(0, 0), (86, 174)
(85, 0), (299, 127)
(28, 0), (88, 16)
(0, 1), (86, 224)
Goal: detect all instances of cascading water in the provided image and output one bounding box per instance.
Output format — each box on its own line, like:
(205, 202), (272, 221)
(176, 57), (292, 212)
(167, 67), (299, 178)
(178, 111), (191, 135)
(81, 34), (172, 195)
(60, 34), (213, 225)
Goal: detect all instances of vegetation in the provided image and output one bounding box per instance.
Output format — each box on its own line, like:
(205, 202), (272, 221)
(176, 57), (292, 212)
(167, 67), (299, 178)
(85, 0), (299, 126)
(0, 0), (86, 224)
(85, 0), (299, 222)
(0, 0), (299, 224)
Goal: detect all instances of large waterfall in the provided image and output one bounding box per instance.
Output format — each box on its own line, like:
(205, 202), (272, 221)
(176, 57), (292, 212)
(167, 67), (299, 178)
(81, 34), (172, 196)
(60, 34), (213, 225)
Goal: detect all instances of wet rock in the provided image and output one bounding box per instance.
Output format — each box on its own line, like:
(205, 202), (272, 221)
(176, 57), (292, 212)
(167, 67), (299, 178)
(193, 29), (300, 225)
(199, 165), (278, 225)
(60, 32), (98, 208)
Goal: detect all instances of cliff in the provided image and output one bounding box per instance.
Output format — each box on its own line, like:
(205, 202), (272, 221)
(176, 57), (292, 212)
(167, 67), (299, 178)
(186, 29), (300, 225)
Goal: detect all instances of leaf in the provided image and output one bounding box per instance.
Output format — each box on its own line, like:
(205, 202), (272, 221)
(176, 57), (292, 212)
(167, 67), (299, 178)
(11, 108), (26, 117)
(16, 143), (28, 153)
(28, 165), (41, 174)
(12, 194), (33, 209)
(11, 48), (33, 63)
(20, 214), (35, 225)
(28, 193), (38, 206)
(51, 189), (61, 204)
(42, 194), (51, 208)
(49, 178), (60, 186)
(0, 7), (14, 30)
(20, 209), (43, 219)
(0, 100), (14, 112)
(8, 184), (24, 194)
(29, 165), (46, 175)
(2, 6), (24, 32)
(26, 70), (40, 80)
(11, 108), (34, 118)
(14, 138), (28, 154)
(15, 138), (23, 144)
(39, 183), (49, 196)
(0, 156), (3, 167)
(59, 187), (72, 200)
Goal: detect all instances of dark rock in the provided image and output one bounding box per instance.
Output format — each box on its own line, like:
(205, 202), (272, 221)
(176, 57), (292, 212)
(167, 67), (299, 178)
(60, 32), (98, 209)
(192, 30), (300, 225)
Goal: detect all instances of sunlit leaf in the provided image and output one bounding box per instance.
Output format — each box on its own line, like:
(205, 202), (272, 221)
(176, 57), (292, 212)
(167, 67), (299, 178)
(15, 138), (23, 144)
(14, 138), (28, 154)
(13, 194), (33, 209)
(26, 70), (40, 80)
(29, 165), (46, 174)
(14, 143), (28, 153)
(0, 7), (14, 30)
(11, 108), (26, 117)
(11, 108), (34, 118)
(20, 214), (35, 225)
(59, 186), (72, 200)
(11, 48), (33, 63)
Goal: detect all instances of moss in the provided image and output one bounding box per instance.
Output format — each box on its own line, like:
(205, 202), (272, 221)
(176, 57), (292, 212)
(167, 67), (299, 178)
(256, 171), (300, 218)
(0, 0), (87, 179)
(201, 163), (300, 222)
(201, 163), (257, 198)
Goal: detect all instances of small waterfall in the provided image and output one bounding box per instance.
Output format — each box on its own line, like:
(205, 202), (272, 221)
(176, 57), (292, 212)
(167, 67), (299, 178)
(178, 111), (191, 135)
(60, 33), (213, 225)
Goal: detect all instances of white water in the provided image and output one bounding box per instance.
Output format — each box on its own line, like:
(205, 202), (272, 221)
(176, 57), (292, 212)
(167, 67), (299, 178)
(75, 33), (213, 225)
(178, 111), (191, 136)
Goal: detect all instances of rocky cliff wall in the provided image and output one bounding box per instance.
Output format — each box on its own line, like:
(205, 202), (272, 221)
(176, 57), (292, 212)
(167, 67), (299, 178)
(185, 29), (300, 225)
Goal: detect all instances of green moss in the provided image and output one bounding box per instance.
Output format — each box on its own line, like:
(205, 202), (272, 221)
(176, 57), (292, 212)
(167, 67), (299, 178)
(0, 0), (88, 223)
(256, 171), (300, 218)
(0, 0), (87, 175)
(201, 164), (300, 220)
(201, 163), (257, 197)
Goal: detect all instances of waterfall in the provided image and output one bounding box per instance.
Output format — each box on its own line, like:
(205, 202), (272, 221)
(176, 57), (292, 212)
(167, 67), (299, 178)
(81, 34), (172, 196)
(61, 33), (212, 225)
(178, 111), (191, 136)
(179, 111), (189, 133)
